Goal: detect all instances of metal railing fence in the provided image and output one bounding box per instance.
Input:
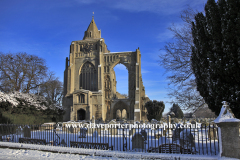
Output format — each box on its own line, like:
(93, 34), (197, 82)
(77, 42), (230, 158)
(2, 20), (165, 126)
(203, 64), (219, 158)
(0, 123), (219, 155)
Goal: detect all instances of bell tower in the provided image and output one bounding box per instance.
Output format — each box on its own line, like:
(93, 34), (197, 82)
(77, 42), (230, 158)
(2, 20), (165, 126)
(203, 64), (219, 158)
(83, 17), (101, 40)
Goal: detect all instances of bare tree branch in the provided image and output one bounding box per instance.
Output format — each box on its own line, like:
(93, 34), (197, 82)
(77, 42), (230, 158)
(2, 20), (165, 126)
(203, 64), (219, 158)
(159, 7), (205, 111)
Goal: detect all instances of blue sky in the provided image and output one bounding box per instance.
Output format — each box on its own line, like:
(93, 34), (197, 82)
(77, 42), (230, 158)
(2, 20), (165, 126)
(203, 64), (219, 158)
(0, 0), (207, 114)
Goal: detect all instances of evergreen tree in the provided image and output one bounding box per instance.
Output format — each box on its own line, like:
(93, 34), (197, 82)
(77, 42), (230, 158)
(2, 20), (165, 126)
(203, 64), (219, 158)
(144, 100), (165, 121)
(191, 0), (240, 118)
(169, 103), (184, 118)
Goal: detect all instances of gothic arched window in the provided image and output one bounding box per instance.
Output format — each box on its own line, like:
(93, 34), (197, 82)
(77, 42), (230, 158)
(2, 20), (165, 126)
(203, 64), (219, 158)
(80, 62), (97, 91)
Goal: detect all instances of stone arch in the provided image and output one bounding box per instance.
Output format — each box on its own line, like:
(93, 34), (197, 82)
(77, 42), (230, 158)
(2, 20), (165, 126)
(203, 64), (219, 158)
(77, 109), (86, 120)
(110, 59), (129, 71)
(122, 109), (127, 119)
(110, 59), (130, 98)
(112, 101), (130, 119)
(79, 61), (97, 91)
(116, 109), (121, 119)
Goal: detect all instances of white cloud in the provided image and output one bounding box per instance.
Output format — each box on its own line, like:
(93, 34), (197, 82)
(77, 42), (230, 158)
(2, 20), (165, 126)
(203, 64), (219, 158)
(141, 69), (149, 74)
(73, 0), (207, 15)
(157, 29), (174, 43)
(108, 0), (207, 15)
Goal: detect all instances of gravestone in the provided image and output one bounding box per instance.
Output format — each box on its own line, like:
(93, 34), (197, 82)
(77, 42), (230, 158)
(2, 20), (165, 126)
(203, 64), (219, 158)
(174, 118), (179, 123)
(60, 139), (67, 147)
(208, 127), (218, 140)
(92, 130), (99, 137)
(154, 131), (162, 139)
(183, 117), (186, 124)
(16, 126), (23, 135)
(129, 129), (136, 136)
(180, 129), (195, 148)
(132, 133), (145, 150)
(140, 130), (147, 140)
(79, 128), (87, 138)
(172, 124), (184, 142)
(167, 115), (171, 125)
(68, 126), (74, 133)
(91, 116), (95, 124)
(190, 120), (197, 128)
(167, 115), (172, 137)
(151, 119), (158, 124)
(23, 126), (31, 138)
(108, 120), (118, 135)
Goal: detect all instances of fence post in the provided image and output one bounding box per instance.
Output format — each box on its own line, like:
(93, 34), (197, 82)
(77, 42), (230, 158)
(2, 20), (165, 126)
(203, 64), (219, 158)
(214, 101), (240, 159)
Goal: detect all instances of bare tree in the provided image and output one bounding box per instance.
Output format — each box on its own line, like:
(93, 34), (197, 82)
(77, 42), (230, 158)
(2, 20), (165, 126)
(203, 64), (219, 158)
(0, 52), (47, 93)
(159, 7), (205, 111)
(39, 72), (63, 108)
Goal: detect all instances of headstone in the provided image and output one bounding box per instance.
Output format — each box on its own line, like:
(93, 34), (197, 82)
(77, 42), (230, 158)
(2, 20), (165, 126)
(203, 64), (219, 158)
(172, 124), (184, 142)
(60, 139), (67, 147)
(183, 117), (186, 124)
(167, 115), (172, 136)
(167, 115), (171, 125)
(91, 116), (95, 123)
(151, 119), (158, 124)
(23, 126), (31, 138)
(109, 127), (118, 135)
(191, 120), (197, 128)
(154, 132), (162, 139)
(180, 129), (195, 148)
(174, 118), (179, 123)
(207, 127), (218, 140)
(92, 130), (99, 137)
(16, 126), (23, 135)
(108, 120), (118, 135)
(79, 128), (87, 138)
(129, 129), (136, 136)
(140, 130), (147, 140)
(68, 126), (74, 133)
(87, 127), (95, 134)
(132, 133), (145, 150)
(171, 118), (175, 124)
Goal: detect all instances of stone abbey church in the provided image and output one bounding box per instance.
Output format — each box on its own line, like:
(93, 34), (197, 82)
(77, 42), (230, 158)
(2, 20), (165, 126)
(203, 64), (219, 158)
(63, 17), (150, 122)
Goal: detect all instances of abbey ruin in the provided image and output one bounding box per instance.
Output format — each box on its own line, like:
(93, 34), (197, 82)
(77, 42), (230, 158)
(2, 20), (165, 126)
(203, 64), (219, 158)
(63, 17), (149, 122)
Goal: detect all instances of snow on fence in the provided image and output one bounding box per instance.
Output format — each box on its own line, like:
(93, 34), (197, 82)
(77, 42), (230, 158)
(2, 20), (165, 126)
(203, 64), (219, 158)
(0, 123), (219, 155)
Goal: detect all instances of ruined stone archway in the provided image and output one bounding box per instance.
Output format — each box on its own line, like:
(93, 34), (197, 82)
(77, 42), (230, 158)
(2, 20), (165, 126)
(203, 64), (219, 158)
(62, 17), (148, 122)
(112, 101), (130, 120)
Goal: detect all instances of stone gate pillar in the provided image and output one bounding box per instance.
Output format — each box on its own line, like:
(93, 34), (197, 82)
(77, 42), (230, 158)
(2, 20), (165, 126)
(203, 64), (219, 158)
(214, 101), (240, 159)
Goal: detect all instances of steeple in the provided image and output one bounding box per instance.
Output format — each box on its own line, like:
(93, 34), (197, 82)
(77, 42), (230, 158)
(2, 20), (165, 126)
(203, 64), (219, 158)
(83, 16), (101, 40)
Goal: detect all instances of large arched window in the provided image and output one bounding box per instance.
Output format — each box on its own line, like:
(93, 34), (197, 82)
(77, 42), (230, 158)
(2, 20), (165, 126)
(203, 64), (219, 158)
(79, 62), (97, 91)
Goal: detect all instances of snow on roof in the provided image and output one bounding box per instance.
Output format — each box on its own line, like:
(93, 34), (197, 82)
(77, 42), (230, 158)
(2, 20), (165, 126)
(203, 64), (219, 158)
(104, 51), (133, 54)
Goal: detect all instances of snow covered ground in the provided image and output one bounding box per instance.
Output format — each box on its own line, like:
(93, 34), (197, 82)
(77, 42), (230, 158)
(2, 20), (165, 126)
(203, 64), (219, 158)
(0, 142), (221, 160)
(0, 147), (115, 160)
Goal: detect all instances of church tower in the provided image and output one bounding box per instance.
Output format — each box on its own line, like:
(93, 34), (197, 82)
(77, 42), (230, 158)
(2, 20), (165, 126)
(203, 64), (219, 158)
(63, 17), (149, 122)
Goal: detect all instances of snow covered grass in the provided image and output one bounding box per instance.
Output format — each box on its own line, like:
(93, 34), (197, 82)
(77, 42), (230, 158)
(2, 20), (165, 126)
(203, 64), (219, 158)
(0, 142), (220, 160)
(1, 125), (219, 156)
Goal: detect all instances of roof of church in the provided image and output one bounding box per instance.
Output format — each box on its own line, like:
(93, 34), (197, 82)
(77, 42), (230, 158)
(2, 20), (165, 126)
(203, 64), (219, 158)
(83, 16), (101, 40)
